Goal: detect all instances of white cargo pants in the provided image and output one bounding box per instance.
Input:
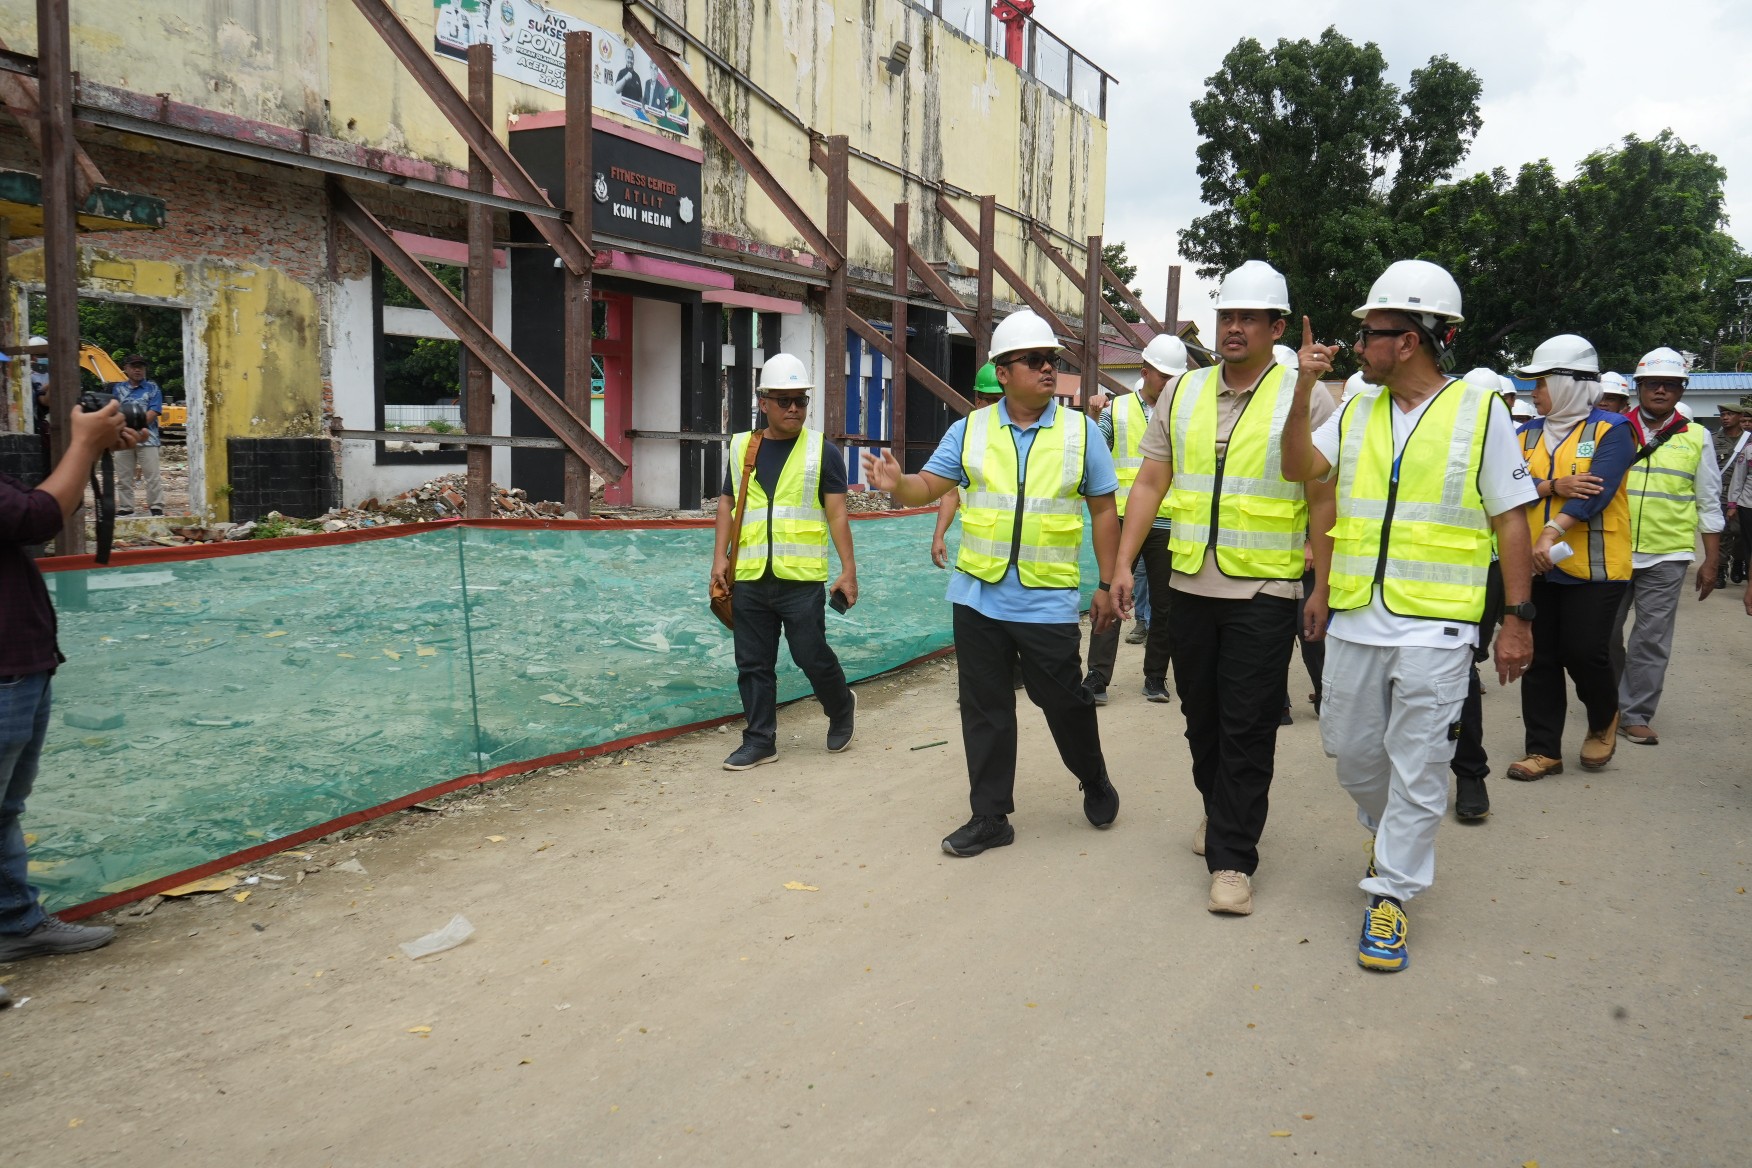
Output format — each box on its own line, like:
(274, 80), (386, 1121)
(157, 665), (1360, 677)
(1320, 637), (1473, 903)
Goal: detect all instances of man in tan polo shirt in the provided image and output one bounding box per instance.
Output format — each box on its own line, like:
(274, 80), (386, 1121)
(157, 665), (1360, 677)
(1114, 260), (1336, 916)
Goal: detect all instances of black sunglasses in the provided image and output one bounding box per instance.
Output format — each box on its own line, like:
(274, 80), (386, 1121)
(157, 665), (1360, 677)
(1000, 350), (1058, 371)
(765, 395), (810, 410)
(1353, 328), (1411, 347)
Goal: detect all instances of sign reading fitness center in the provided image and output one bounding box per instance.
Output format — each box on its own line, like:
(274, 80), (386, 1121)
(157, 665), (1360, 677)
(591, 130), (702, 251)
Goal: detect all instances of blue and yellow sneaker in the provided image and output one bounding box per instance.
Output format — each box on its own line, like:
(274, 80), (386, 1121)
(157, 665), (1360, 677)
(1357, 895), (1409, 972)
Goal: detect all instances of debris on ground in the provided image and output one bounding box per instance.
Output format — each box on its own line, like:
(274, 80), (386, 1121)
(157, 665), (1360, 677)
(400, 914), (475, 959)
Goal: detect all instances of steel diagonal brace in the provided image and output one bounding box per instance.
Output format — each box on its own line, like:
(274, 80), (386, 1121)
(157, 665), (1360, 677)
(621, 7), (842, 270)
(333, 187), (626, 481)
(349, 0), (594, 274)
(845, 315), (969, 418)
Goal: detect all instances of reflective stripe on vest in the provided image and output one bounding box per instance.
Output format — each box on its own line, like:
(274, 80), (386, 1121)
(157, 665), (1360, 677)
(1626, 424), (1706, 555)
(1328, 381), (1495, 621)
(1164, 363), (1306, 579)
(956, 404), (1086, 588)
(730, 429), (831, 582)
(1110, 392), (1171, 521)
(1521, 412), (1632, 582)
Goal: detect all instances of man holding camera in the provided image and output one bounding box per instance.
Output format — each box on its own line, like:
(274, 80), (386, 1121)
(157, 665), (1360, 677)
(1, 399), (139, 967)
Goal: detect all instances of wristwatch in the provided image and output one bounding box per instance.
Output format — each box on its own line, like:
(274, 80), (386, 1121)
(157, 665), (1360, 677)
(1096, 581), (1112, 592)
(1507, 602), (1537, 621)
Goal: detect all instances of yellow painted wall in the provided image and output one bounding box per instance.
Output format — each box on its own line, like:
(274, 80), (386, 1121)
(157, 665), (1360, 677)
(4, 0), (1105, 312)
(7, 246), (322, 520)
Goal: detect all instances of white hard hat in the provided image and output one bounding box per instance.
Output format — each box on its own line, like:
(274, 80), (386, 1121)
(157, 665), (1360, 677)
(1140, 333), (1188, 376)
(757, 352), (813, 392)
(1675, 400), (1695, 421)
(1341, 371), (1368, 403)
(1272, 344), (1300, 370)
(1598, 371), (1631, 396)
(1214, 260), (1290, 314)
(1632, 347), (1689, 385)
(1354, 259), (1464, 325)
(988, 309), (1062, 361)
(1462, 367), (1503, 394)
(28, 335), (47, 346)
(1515, 334), (1600, 378)
(1511, 397), (1536, 419)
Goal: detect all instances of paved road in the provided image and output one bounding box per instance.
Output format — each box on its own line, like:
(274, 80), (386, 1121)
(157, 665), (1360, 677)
(2, 583), (1748, 1166)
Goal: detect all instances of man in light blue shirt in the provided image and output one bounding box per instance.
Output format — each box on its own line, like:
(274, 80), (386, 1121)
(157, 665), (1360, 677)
(862, 310), (1121, 857)
(109, 354), (165, 515)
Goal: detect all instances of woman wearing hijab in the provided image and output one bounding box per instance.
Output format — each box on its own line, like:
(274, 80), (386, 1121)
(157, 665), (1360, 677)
(1506, 335), (1635, 780)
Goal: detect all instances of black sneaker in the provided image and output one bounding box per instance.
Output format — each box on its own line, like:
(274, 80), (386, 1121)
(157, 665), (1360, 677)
(149, 507), (164, 516)
(115, 507), (135, 516)
(1080, 773), (1119, 828)
(1455, 775), (1490, 821)
(827, 690), (857, 753)
(721, 743), (778, 771)
(1083, 672), (1108, 706)
(0, 917), (117, 962)
(1142, 679), (1171, 703)
(942, 814), (1014, 857)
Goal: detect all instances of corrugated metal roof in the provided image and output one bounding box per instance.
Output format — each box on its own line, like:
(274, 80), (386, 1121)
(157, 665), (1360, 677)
(1686, 372), (1752, 390)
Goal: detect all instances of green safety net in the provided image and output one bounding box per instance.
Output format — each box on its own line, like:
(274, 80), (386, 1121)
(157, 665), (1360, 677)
(27, 513), (1099, 912)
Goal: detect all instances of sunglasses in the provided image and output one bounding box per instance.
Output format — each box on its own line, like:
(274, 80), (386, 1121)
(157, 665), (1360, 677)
(765, 395), (810, 410)
(1353, 328), (1411, 347)
(1000, 350), (1058, 371)
(1639, 381), (1683, 394)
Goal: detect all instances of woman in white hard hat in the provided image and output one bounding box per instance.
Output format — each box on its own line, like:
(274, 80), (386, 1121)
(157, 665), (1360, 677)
(1508, 334), (1635, 780)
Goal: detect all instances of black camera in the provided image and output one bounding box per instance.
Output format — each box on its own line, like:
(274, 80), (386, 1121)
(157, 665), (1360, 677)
(79, 389), (148, 431)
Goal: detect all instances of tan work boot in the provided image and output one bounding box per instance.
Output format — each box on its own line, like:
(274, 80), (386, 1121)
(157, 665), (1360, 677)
(1506, 754), (1563, 782)
(1193, 816), (1207, 856)
(1580, 713), (1620, 771)
(1208, 870), (1253, 915)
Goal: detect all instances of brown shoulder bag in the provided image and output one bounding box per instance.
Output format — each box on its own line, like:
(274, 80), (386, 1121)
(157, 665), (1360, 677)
(710, 433), (762, 630)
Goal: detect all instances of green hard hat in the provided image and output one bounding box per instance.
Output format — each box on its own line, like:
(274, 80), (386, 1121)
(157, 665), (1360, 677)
(973, 361), (1002, 397)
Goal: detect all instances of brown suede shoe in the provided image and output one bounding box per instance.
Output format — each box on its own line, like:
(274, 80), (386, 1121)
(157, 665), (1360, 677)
(1621, 723), (1658, 745)
(1580, 713), (1620, 771)
(1506, 754), (1564, 782)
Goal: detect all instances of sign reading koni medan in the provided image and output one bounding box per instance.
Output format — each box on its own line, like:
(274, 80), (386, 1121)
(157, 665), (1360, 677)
(591, 130), (702, 251)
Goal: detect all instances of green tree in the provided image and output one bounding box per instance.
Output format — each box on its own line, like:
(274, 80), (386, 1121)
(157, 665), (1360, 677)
(1180, 27), (1481, 337)
(1102, 240), (1142, 323)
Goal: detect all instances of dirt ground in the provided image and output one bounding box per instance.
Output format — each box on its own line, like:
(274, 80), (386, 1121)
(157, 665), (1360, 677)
(2, 580), (1749, 1167)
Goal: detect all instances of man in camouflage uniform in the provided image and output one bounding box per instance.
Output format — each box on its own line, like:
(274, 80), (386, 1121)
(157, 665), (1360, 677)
(1718, 397), (1751, 587)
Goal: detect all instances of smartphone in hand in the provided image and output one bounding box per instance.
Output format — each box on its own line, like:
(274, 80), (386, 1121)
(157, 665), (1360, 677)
(829, 588), (850, 614)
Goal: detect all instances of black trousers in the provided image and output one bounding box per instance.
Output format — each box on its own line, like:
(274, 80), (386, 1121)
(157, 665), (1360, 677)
(1295, 569), (1325, 708)
(954, 603), (1109, 817)
(1086, 526), (1173, 687)
(1522, 576), (1628, 758)
(732, 578), (853, 750)
(1451, 561), (1504, 781)
(1167, 588), (1298, 875)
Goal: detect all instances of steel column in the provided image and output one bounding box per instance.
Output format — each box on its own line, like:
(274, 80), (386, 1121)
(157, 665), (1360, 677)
(37, 0), (81, 553)
(464, 44), (494, 519)
(562, 29), (594, 516)
(621, 8), (841, 269)
(333, 186), (627, 480)
(349, 0), (594, 275)
(976, 195), (995, 364)
(1165, 264), (1183, 331)
(890, 201), (908, 467)
(1082, 234), (1102, 410)
(824, 135), (849, 438)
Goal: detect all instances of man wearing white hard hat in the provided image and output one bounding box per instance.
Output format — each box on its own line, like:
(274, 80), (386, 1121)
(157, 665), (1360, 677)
(1597, 372), (1632, 416)
(862, 310), (1122, 857)
(1508, 334), (1636, 781)
(712, 353), (860, 771)
(1084, 332), (1186, 705)
(1606, 348), (1722, 746)
(1113, 259), (1337, 917)
(1283, 260), (1537, 972)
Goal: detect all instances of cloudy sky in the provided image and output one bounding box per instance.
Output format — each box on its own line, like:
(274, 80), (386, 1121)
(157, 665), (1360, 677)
(1048, 0), (1752, 340)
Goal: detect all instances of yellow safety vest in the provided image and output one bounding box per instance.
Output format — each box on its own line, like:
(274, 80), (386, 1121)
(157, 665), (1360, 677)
(1110, 392), (1172, 520)
(1328, 381), (1496, 621)
(729, 429), (830, 582)
(1521, 413), (1631, 582)
(1164, 363), (1306, 579)
(1626, 422), (1707, 555)
(956, 402), (1087, 589)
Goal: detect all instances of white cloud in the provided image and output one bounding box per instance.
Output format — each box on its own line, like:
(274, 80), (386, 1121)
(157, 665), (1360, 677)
(1055, 0), (1752, 343)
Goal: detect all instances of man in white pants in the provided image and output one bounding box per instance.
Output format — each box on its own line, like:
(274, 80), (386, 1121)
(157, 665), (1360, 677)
(1282, 260), (1536, 972)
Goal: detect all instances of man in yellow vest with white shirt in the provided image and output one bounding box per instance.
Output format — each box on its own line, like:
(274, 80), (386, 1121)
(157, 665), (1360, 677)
(1282, 259), (1537, 972)
(711, 354), (859, 771)
(1085, 333), (1187, 704)
(862, 310), (1122, 857)
(1113, 260), (1336, 917)
(1608, 348), (1722, 746)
